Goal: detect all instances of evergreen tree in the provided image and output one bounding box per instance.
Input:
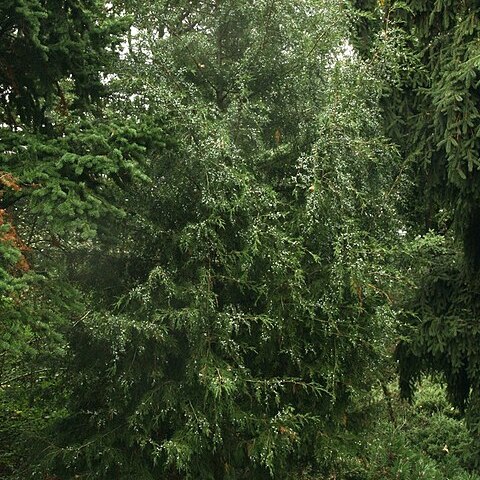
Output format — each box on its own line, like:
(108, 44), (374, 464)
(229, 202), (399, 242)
(0, 0), (125, 128)
(0, 1), (150, 476)
(43, 1), (404, 478)
(350, 0), (480, 466)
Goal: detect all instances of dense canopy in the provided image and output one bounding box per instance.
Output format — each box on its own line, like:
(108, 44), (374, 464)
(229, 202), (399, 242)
(1, 1), (480, 479)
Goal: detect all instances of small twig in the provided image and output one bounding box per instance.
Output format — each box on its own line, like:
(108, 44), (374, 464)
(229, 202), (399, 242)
(72, 310), (92, 328)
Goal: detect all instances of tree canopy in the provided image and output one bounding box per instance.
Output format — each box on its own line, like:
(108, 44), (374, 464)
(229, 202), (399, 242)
(349, 0), (480, 467)
(2, 1), (480, 479)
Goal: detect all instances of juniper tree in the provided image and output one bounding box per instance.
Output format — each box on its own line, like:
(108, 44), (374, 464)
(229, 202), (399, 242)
(44, 2), (404, 478)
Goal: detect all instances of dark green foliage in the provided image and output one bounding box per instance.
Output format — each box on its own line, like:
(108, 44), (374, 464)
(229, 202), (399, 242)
(349, 0), (480, 467)
(339, 381), (479, 480)
(32, 1), (406, 478)
(0, 0), (125, 129)
(3, 1), (478, 479)
(346, 0), (383, 57)
(0, 1), (150, 477)
(0, 0), (143, 377)
(400, 380), (476, 477)
(1, 117), (148, 232)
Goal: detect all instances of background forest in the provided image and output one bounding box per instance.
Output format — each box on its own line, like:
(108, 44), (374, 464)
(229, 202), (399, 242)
(1, 0), (480, 479)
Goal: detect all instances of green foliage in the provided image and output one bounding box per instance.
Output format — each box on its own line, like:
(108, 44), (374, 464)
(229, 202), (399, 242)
(0, 374), (69, 479)
(401, 380), (476, 477)
(336, 381), (479, 480)
(0, 117), (147, 238)
(28, 1), (407, 479)
(0, 1), (149, 478)
(4, 1), (477, 479)
(0, 0), (125, 128)
(350, 0), (480, 468)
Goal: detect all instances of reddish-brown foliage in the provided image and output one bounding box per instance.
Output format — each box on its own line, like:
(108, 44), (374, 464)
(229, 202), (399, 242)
(0, 171), (30, 272)
(0, 172), (21, 191)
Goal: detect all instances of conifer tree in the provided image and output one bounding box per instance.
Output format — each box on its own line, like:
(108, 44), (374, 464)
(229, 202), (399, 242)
(351, 0), (480, 466)
(43, 1), (404, 478)
(0, 0), (144, 378)
(0, 0), (123, 128)
(0, 1), (150, 475)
